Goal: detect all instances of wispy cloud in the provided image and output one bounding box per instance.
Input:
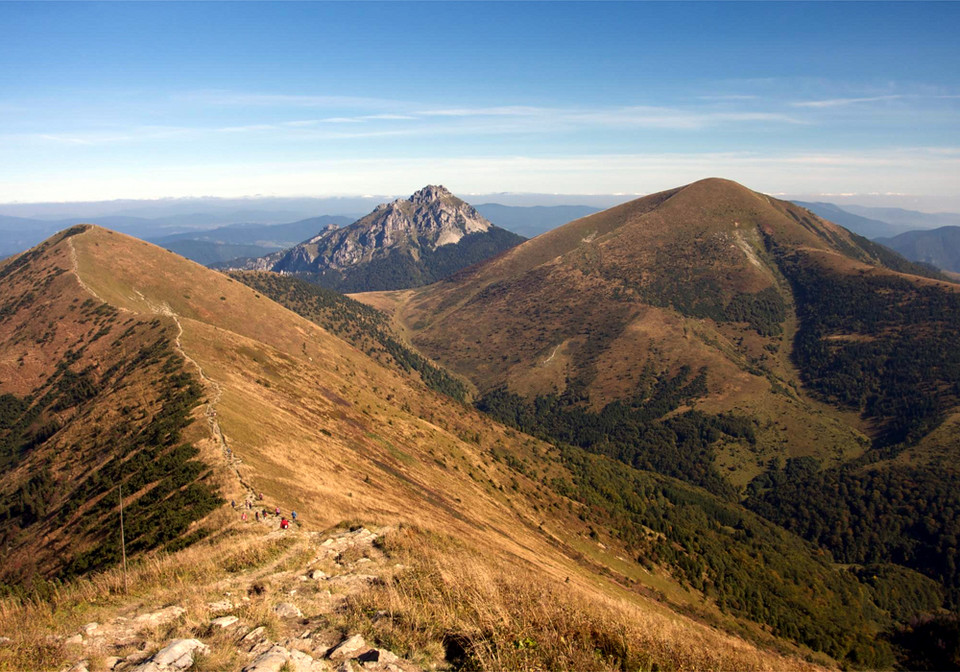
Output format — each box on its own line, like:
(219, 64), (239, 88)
(18, 126), (193, 146)
(414, 104), (803, 130)
(696, 94), (760, 101)
(792, 95), (904, 108)
(418, 106), (546, 117)
(565, 106), (804, 129)
(175, 90), (403, 110)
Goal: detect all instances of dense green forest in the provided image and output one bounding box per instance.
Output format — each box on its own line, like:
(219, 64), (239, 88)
(746, 456), (960, 603)
(229, 271), (468, 401)
(516, 437), (901, 666)
(780, 251), (960, 446)
(478, 366), (749, 497)
(278, 227), (524, 293)
(478, 366), (956, 667)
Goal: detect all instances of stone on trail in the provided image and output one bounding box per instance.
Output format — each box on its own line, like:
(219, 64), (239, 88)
(211, 615), (240, 628)
(290, 648), (330, 672)
(327, 633), (366, 660)
(80, 622), (99, 636)
(150, 638), (209, 670)
(207, 599), (234, 614)
(310, 569), (328, 580)
(243, 644), (290, 672)
(64, 633), (84, 646)
(357, 648), (399, 665)
(242, 626), (267, 642)
(133, 606), (186, 630)
(127, 663), (162, 672)
(274, 602), (303, 618)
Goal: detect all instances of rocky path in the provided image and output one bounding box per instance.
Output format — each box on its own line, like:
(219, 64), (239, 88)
(53, 525), (417, 672)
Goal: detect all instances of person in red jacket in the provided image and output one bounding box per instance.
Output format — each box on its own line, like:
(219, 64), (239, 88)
(280, 518), (289, 530)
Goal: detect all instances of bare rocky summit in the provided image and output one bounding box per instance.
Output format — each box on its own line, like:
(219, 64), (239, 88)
(233, 186), (523, 292)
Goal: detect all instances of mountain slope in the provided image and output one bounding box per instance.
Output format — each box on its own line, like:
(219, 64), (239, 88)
(235, 186), (525, 292)
(876, 225), (960, 272)
(377, 178), (950, 433)
(1, 225), (854, 670)
(0, 228), (222, 584)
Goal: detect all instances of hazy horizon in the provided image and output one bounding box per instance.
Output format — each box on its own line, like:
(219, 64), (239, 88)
(2, 188), (960, 221)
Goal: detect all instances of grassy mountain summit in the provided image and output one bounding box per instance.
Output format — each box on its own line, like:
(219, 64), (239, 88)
(374, 177), (950, 438)
(233, 185), (525, 292)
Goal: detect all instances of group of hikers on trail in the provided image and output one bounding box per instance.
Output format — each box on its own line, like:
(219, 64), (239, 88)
(231, 494), (299, 530)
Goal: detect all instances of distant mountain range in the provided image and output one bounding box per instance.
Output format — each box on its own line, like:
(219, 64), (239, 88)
(0, 211), (351, 258)
(876, 226), (960, 273)
(474, 203), (600, 238)
(794, 201), (912, 238)
(796, 201), (960, 272)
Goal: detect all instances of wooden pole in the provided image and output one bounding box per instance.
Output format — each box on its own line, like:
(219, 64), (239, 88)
(119, 483), (128, 595)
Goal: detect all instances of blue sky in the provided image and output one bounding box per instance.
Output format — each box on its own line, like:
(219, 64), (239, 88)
(1, 2), (958, 207)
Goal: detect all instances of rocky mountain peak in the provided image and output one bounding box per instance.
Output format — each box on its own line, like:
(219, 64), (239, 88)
(232, 184), (523, 291)
(409, 184), (454, 206)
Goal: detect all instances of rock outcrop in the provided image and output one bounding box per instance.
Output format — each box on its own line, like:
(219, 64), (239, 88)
(54, 526), (420, 672)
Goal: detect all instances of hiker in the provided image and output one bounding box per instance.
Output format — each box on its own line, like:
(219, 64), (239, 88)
(291, 510), (297, 522)
(231, 499), (236, 508)
(241, 512), (247, 521)
(280, 518), (289, 530)
(246, 500), (252, 509)
(258, 492), (264, 501)
(255, 510), (260, 522)
(275, 506), (280, 516)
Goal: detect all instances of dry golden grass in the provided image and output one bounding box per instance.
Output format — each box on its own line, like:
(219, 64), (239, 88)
(0, 517), (832, 672)
(339, 525), (828, 672)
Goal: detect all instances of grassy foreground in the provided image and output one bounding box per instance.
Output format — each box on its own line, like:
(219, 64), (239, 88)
(0, 511), (825, 672)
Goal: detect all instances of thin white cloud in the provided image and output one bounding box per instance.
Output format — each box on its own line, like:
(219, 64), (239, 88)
(418, 106), (547, 117)
(21, 126), (194, 145)
(9, 99), (806, 148)
(362, 114), (417, 120)
(175, 90), (403, 110)
(696, 94), (760, 101)
(792, 95), (904, 108)
(567, 106), (805, 129)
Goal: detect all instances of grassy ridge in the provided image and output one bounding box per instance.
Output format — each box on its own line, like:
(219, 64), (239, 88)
(0, 231), (221, 589)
